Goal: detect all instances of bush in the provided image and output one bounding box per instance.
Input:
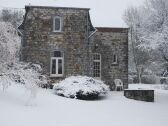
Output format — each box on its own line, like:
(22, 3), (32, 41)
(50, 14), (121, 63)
(130, 75), (160, 84)
(141, 75), (160, 84)
(0, 74), (13, 91)
(1, 62), (48, 97)
(160, 77), (168, 90)
(53, 76), (109, 100)
(160, 77), (168, 84)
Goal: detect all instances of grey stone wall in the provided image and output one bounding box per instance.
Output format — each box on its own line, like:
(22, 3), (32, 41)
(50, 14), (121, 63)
(21, 6), (92, 82)
(124, 89), (154, 102)
(91, 29), (128, 89)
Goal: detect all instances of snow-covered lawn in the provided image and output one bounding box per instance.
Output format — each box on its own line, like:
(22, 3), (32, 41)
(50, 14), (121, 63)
(0, 84), (168, 126)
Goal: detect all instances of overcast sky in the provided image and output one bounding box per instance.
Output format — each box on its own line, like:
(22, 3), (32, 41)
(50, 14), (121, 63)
(0, 0), (144, 27)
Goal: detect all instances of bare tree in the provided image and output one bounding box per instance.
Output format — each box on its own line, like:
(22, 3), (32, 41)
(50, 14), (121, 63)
(145, 0), (168, 74)
(0, 9), (24, 27)
(1, 9), (12, 22)
(0, 22), (20, 73)
(124, 7), (151, 83)
(124, 0), (168, 83)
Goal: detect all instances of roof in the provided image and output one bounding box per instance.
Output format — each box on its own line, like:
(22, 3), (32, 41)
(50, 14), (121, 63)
(25, 5), (90, 10)
(96, 27), (129, 33)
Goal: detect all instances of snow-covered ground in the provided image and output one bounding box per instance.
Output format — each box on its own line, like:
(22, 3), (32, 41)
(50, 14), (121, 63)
(0, 84), (168, 126)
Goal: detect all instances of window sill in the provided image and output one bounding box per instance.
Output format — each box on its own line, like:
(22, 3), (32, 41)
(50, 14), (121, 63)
(50, 75), (64, 78)
(112, 62), (118, 65)
(93, 77), (101, 80)
(49, 31), (63, 35)
(53, 30), (63, 33)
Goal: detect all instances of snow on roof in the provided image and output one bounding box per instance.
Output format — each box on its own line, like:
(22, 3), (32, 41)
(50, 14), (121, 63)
(25, 5), (90, 10)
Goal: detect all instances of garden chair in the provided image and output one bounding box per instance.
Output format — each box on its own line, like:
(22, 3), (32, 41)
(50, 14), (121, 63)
(114, 79), (123, 91)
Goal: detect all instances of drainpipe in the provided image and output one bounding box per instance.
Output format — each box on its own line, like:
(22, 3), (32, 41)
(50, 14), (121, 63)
(16, 27), (23, 36)
(88, 28), (97, 39)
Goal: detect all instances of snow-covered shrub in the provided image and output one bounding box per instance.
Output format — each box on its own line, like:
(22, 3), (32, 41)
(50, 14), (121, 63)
(0, 62), (47, 97)
(0, 62), (48, 105)
(0, 74), (13, 91)
(160, 77), (168, 90)
(160, 77), (168, 84)
(9, 62), (47, 88)
(53, 76), (109, 100)
(162, 84), (168, 90)
(0, 21), (48, 105)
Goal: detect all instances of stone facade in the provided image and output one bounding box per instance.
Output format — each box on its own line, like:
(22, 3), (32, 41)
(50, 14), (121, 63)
(91, 28), (128, 89)
(19, 5), (128, 90)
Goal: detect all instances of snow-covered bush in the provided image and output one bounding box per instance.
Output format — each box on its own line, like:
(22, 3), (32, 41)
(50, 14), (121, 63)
(162, 84), (168, 90)
(9, 62), (48, 94)
(0, 62), (48, 98)
(0, 21), (48, 105)
(53, 76), (109, 100)
(160, 77), (168, 84)
(160, 77), (168, 90)
(0, 74), (13, 91)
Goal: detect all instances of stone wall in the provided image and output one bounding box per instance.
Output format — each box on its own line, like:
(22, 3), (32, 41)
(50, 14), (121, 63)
(21, 6), (92, 82)
(124, 89), (154, 102)
(91, 28), (128, 90)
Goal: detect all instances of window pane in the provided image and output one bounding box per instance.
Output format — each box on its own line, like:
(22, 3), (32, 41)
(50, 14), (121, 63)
(113, 54), (117, 63)
(52, 59), (56, 74)
(93, 61), (100, 77)
(93, 54), (100, 60)
(55, 18), (60, 31)
(54, 51), (61, 57)
(58, 59), (62, 74)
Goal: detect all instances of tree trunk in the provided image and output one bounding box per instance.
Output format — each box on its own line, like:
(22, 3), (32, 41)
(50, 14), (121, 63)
(137, 66), (143, 84)
(130, 26), (140, 83)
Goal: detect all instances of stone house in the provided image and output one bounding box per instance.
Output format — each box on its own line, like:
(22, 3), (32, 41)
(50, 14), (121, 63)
(18, 5), (128, 90)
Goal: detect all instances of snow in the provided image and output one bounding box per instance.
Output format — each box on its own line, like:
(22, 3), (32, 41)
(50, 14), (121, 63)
(0, 84), (168, 126)
(129, 84), (168, 92)
(53, 76), (109, 98)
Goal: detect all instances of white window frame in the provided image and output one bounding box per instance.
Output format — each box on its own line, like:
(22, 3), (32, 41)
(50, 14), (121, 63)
(93, 53), (101, 79)
(50, 57), (64, 77)
(112, 54), (118, 64)
(53, 16), (62, 32)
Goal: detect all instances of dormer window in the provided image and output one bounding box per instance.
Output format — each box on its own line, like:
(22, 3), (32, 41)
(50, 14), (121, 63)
(53, 16), (62, 32)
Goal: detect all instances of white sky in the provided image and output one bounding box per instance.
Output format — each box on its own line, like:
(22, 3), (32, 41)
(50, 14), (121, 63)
(0, 0), (144, 27)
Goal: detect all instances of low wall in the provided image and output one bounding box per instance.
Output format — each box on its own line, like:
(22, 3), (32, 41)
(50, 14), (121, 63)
(124, 89), (154, 102)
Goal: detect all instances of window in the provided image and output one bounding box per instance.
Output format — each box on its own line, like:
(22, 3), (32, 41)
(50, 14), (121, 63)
(54, 51), (61, 57)
(53, 16), (62, 32)
(112, 54), (118, 64)
(93, 53), (101, 78)
(50, 51), (64, 77)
